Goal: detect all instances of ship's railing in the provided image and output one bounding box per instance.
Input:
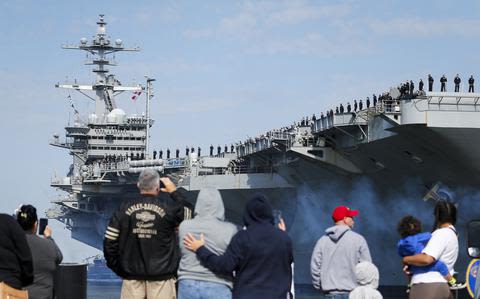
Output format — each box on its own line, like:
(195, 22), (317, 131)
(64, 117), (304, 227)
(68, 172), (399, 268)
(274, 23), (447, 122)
(86, 114), (153, 126)
(49, 138), (73, 149)
(196, 165), (273, 176)
(424, 92), (480, 111)
(292, 136), (321, 147)
(313, 113), (368, 133)
(377, 99), (401, 114)
(99, 160), (131, 172)
(236, 133), (294, 157)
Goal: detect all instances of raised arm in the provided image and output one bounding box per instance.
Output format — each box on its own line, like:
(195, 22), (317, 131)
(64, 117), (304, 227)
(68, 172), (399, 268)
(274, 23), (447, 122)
(160, 177), (194, 224)
(44, 226), (63, 265)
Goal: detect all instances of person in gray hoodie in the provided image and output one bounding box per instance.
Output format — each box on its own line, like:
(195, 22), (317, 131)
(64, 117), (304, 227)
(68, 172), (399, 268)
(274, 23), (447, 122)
(311, 205), (372, 299)
(178, 188), (238, 299)
(349, 261), (383, 299)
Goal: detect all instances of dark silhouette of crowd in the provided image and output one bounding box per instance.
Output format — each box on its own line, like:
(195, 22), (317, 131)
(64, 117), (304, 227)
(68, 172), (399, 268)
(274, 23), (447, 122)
(0, 205), (63, 299)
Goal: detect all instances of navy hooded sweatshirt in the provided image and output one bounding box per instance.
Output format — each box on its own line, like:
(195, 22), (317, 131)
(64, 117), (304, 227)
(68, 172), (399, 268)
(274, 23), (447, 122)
(196, 194), (293, 299)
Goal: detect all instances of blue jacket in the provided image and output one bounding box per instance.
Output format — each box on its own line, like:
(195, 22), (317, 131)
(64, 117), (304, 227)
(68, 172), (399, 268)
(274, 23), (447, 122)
(196, 194), (293, 299)
(397, 232), (449, 276)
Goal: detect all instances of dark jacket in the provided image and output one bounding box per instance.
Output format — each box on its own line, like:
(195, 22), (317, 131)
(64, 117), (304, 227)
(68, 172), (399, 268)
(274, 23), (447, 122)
(103, 191), (192, 281)
(0, 214), (34, 289)
(196, 195), (293, 299)
(25, 235), (63, 299)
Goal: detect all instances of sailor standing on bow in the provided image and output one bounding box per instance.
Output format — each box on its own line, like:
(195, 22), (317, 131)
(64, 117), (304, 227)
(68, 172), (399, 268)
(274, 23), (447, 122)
(454, 74), (461, 92)
(428, 74), (434, 92)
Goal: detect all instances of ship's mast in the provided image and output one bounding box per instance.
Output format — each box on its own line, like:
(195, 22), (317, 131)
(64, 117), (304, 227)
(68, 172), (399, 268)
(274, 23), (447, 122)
(145, 77), (155, 158)
(56, 14), (142, 116)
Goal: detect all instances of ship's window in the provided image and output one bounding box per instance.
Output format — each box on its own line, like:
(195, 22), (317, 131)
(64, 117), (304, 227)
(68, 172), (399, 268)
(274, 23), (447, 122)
(92, 146), (97, 150)
(105, 147), (110, 150)
(117, 137), (123, 140)
(124, 147), (129, 150)
(136, 137), (141, 140)
(72, 203), (78, 208)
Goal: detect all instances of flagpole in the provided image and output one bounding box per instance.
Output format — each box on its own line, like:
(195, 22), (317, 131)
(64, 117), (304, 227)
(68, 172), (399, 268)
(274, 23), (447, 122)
(144, 76), (155, 159)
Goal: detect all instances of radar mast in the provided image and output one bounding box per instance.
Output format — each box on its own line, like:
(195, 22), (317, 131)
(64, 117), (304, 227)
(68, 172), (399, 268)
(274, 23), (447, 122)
(56, 14), (142, 116)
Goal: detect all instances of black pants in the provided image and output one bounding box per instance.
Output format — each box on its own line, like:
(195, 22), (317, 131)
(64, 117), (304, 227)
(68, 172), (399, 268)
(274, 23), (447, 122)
(455, 84), (459, 92)
(469, 85), (474, 92)
(441, 84), (446, 92)
(428, 83), (433, 91)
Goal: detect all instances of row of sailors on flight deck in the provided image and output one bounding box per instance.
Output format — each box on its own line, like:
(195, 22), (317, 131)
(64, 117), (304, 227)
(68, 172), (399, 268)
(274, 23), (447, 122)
(424, 74), (475, 92)
(237, 75), (478, 154)
(315, 75), (477, 121)
(152, 145), (236, 159)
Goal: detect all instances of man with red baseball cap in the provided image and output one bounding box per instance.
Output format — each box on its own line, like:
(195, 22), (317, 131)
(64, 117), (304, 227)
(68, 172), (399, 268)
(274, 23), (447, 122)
(310, 205), (372, 299)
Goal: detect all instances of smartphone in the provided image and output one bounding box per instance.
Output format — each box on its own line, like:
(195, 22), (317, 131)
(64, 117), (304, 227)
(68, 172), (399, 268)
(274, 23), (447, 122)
(159, 179), (166, 189)
(272, 209), (282, 227)
(39, 218), (48, 235)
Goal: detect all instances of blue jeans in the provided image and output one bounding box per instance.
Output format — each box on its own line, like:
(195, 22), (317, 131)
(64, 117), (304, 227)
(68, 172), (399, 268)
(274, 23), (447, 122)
(325, 292), (349, 299)
(178, 279), (232, 299)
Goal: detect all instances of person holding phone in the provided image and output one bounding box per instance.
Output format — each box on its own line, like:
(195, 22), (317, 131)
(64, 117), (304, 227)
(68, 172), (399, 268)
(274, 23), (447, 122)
(16, 205), (63, 299)
(183, 194), (293, 299)
(103, 170), (194, 299)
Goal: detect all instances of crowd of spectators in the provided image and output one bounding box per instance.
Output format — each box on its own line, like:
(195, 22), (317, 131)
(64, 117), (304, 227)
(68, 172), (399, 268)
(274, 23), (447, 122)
(0, 169), (465, 299)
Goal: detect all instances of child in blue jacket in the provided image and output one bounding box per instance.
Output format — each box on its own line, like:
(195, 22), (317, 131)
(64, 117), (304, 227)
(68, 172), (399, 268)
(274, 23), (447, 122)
(397, 215), (463, 289)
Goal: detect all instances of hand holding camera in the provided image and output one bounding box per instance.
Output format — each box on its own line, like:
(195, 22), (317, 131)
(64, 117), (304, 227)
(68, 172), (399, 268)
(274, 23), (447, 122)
(159, 177), (177, 193)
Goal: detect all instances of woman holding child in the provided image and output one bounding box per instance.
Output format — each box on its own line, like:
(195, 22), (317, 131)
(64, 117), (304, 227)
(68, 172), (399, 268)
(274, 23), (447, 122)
(402, 201), (458, 299)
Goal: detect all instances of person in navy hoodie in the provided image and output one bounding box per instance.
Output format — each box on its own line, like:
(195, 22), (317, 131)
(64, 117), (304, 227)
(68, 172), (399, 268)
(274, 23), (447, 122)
(184, 194), (293, 299)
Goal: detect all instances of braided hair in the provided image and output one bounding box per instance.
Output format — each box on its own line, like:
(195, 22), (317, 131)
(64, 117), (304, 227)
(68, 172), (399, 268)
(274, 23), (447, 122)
(16, 204), (38, 231)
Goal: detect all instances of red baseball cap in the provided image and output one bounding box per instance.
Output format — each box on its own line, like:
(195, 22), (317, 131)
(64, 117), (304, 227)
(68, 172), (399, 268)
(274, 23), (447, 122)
(332, 206), (359, 222)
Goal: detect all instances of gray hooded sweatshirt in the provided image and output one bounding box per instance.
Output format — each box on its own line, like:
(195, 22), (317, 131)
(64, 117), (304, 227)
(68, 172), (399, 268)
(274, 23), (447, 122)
(349, 261), (383, 299)
(311, 225), (372, 292)
(178, 188), (238, 288)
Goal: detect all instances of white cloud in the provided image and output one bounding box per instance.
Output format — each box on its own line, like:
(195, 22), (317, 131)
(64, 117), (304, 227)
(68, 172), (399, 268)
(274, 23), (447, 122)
(132, 2), (182, 25)
(265, 2), (352, 26)
(219, 11), (258, 38)
(366, 17), (480, 37)
(246, 31), (372, 57)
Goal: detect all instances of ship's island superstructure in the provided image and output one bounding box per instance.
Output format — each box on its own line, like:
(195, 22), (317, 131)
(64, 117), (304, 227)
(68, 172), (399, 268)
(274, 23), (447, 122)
(48, 16), (480, 285)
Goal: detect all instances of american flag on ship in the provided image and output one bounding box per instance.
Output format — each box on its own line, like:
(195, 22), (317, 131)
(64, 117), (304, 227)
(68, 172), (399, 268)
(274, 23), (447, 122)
(131, 90), (142, 101)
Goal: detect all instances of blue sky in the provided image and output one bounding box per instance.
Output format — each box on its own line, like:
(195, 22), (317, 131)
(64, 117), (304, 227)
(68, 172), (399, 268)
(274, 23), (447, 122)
(1, 0), (480, 260)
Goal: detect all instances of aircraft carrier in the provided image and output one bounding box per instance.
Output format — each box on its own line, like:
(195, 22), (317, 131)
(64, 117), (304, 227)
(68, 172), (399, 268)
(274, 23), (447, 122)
(48, 15), (480, 286)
